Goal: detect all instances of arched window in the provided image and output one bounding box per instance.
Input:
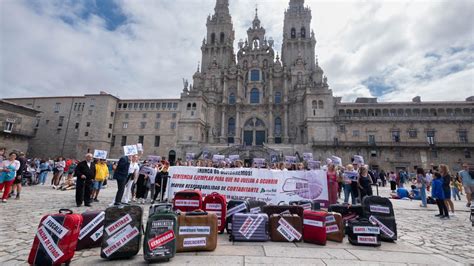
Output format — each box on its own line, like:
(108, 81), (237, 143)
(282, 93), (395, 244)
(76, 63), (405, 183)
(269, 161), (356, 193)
(312, 100), (317, 109)
(210, 33), (216, 44)
(275, 117), (282, 135)
(229, 93), (236, 104)
(220, 32), (225, 43)
(228, 118), (235, 136)
(318, 100), (324, 109)
(192, 103), (197, 110)
(291, 28), (296, 39)
(297, 72), (303, 83)
(301, 27), (306, 38)
(250, 69), (260, 81)
(186, 103), (191, 110)
(250, 88), (260, 104)
(275, 92), (282, 104)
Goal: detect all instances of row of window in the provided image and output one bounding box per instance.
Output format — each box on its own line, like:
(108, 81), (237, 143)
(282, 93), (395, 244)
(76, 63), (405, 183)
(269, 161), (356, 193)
(290, 27), (306, 39)
(121, 113), (176, 120)
(227, 117), (282, 136)
(117, 102), (178, 111)
(338, 107), (473, 117)
(209, 32), (225, 45)
(122, 121), (176, 130)
(227, 91), (282, 104)
(343, 127), (469, 143)
(72, 102), (85, 112)
(111, 135), (161, 147)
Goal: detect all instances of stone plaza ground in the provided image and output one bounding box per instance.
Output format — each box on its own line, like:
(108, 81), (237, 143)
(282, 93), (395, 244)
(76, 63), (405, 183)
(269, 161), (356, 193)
(1, 175), (473, 265)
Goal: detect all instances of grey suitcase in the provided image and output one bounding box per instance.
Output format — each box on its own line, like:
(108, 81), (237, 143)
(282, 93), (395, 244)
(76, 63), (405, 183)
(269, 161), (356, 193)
(230, 213), (269, 242)
(247, 200), (267, 214)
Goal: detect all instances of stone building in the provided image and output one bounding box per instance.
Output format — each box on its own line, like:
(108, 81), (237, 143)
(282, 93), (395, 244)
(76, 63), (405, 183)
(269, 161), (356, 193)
(0, 100), (40, 154)
(4, 0), (474, 171)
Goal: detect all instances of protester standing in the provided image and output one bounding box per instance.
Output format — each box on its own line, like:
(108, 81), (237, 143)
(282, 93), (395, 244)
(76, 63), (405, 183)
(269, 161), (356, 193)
(122, 155), (139, 204)
(91, 159), (108, 202)
(343, 164), (358, 204)
(0, 152), (20, 203)
(112, 155), (130, 205)
(11, 152), (27, 199)
(153, 161), (170, 203)
(136, 161), (150, 204)
(327, 163), (339, 205)
(75, 153), (95, 207)
(389, 171), (397, 192)
(416, 168), (427, 207)
(459, 163), (474, 207)
(432, 172), (449, 219)
(358, 165), (373, 201)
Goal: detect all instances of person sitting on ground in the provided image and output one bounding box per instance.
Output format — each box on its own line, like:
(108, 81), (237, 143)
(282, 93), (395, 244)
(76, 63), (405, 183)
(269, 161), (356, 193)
(59, 175), (75, 191)
(409, 185), (421, 200)
(390, 187), (410, 199)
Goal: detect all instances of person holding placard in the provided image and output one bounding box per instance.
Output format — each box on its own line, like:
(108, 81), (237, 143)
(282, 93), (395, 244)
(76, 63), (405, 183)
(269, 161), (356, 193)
(112, 155), (130, 206)
(122, 155), (139, 204)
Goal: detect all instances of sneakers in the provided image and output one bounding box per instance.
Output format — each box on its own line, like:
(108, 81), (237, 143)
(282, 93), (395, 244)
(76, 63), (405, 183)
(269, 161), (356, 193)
(93, 198), (99, 202)
(450, 212), (456, 216)
(441, 215), (450, 219)
(467, 202), (471, 207)
(15, 195), (20, 200)
(435, 214), (443, 217)
(1, 199), (6, 203)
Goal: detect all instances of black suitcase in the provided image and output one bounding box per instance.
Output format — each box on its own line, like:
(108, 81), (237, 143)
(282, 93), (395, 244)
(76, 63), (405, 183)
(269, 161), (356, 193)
(149, 203), (174, 217)
(226, 200), (250, 233)
(347, 218), (381, 246)
(289, 200), (320, 211)
(77, 210), (105, 250)
(100, 205), (143, 260)
(328, 204), (363, 223)
(248, 200), (267, 214)
(143, 204), (177, 262)
(230, 213), (269, 242)
(262, 205), (304, 218)
(362, 196), (397, 241)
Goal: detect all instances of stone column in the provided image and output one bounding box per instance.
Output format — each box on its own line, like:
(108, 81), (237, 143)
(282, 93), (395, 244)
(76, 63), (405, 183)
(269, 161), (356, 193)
(283, 73), (289, 143)
(220, 106), (226, 143)
(235, 108), (241, 144)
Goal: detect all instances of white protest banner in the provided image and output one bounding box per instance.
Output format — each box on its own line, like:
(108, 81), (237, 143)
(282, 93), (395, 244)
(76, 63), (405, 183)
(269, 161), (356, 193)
(136, 143), (143, 153)
(302, 153), (313, 162)
(93, 150), (108, 160)
(123, 145), (138, 156)
(168, 167), (328, 205)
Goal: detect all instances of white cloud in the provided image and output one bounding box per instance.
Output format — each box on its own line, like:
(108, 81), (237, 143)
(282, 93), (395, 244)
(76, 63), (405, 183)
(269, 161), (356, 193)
(0, 0), (473, 102)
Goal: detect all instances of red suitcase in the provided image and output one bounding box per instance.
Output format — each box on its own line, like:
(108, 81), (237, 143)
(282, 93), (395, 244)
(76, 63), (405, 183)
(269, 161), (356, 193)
(28, 209), (83, 265)
(302, 210), (327, 245)
(203, 192), (227, 233)
(173, 189), (203, 212)
(76, 210), (105, 250)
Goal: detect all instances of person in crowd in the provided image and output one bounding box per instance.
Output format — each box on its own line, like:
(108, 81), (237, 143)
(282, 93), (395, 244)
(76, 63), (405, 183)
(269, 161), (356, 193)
(0, 152), (20, 203)
(379, 170), (387, 187)
(145, 163), (158, 203)
(123, 155), (139, 204)
(416, 167), (428, 207)
(51, 156), (65, 189)
(153, 160), (170, 203)
(66, 159), (77, 181)
(75, 153), (95, 207)
(351, 162), (361, 203)
(136, 161), (151, 204)
(343, 164), (358, 204)
(10, 152), (27, 199)
(112, 155), (131, 205)
(358, 165), (373, 201)
(439, 164), (455, 216)
(398, 170), (407, 188)
(426, 169), (433, 192)
(390, 186), (410, 199)
(452, 174), (462, 201)
(409, 185), (421, 200)
(327, 163), (339, 205)
(38, 159), (51, 185)
(432, 172), (449, 219)
(91, 159), (108, 202)
(0, 147), (6, 161)
(459, 163), (474, 207)
(389, 171), (397, 192)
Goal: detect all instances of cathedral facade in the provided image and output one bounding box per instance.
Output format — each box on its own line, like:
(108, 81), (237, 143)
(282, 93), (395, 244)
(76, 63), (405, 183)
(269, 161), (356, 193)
(4, 0), (473, 172)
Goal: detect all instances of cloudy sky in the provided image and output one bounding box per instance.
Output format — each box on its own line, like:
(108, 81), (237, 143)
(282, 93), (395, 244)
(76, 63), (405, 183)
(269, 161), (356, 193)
(1, 0), (473, 102)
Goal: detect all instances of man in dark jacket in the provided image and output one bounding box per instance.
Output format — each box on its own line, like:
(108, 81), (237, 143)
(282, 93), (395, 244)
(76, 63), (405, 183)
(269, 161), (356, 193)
(113, 155), (130, 205)
(75, 153), (95, 207)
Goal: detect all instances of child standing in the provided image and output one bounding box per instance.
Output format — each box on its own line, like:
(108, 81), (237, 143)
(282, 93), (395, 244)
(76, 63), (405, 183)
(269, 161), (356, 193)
(452, 174), (462, 201)
(432, 172), (449, 219)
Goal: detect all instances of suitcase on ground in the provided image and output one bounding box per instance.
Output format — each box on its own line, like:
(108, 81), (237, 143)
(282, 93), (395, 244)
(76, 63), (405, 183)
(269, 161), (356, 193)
(302, 210), (326, 245)
(173, 189), (203, 212)
(28, 209), (83, 265)
(269, 214), (303, 242)
(225, 199), (250, 233)
(100, 205), (143, 260)
(362, 196), (397, 242)
(262, 205), (304, 218)
(290, 200), (320, 211)
(176, 210), (218, 252)
(203, 192), (227, 233)
(325, 212), (344, 242)
(144, 204), (177, 262)
(149, 203), (174, 217)
(76, 210), (105, 250)
(328, 204), (363, 223)
(347, 218), (381, 246)
(230, 213), (269, 242)
(248, 200), (267, 214)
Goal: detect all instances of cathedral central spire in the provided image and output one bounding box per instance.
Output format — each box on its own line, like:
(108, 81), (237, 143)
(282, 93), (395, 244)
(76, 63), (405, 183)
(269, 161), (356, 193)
(214, 0), (230, 15)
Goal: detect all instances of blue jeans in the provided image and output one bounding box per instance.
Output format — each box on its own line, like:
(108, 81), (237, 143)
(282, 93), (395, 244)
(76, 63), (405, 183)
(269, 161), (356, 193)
(420, 183), (427, 207)
(39, 171), (48, 185)
(343, 183), (356, 204)
(452, 187), (461, 200)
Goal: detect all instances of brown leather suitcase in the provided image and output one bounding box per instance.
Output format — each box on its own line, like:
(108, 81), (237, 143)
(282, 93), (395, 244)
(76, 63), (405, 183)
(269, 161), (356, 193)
(262, 205), (304, 218)
(325, 212), (344, 242)
(176, 210), (218, 252)
(269, 214), (303, 242)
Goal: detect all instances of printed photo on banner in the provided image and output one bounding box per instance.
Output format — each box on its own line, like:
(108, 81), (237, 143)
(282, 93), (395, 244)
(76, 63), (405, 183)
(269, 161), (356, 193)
(123, 145), (138, 156)
(186, 153), (195, 161)
(136, 143), (143, 153)
(93, 150), (108, 159)
(253, 158), (265, 168)
(302, 153), (313, 161)
(147, 155), (161, 165)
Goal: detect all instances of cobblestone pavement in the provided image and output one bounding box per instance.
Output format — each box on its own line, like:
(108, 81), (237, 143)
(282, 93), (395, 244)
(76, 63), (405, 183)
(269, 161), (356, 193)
(1, 175), (473, 265)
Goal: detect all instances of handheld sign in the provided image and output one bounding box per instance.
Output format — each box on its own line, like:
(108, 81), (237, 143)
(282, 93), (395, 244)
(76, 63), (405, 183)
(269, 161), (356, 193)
(302, 153), (313, 162)
(330, 155), (342, 166)
(307, 160), (321, 170)
(186, 153), (195, 161)
(285, 156), (297, 164)
(212, 154), (225, 163)
(147, 155), (161, 165)
(139, 166), (155, 176)
(253, 158), (266, 168)
(202, 150), (210, 160)
(228, 155), (240, 162)
(123, 145), (138, 156)
(93, 150), (108, 160)
(353, 155), (365, 165)
(136, 143), (143, 153)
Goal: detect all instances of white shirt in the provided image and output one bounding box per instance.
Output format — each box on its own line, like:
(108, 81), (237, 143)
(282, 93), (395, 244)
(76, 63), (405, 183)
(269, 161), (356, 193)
(2, 160), (20, 171)
(128, 162), (139, 174)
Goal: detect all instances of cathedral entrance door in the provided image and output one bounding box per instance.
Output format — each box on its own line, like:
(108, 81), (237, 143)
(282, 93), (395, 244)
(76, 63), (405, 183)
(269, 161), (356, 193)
(256, 130), (265, 146)
(244, 131), (253, 146)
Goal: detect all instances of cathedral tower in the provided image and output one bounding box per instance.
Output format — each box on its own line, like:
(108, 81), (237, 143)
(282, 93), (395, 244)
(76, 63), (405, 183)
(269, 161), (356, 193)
(201, 0), (235, 71)
(281, 0), (316, 70)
